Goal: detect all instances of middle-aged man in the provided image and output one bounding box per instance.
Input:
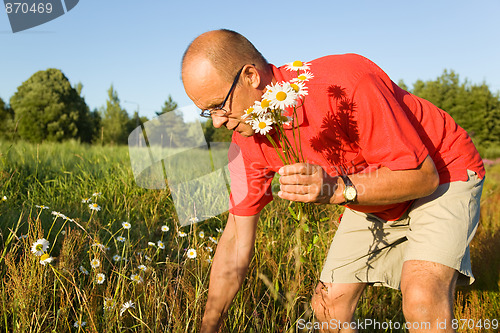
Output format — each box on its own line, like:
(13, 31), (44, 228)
(181, 29), (485, 333)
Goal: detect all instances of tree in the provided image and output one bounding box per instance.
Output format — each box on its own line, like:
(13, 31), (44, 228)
(100, 85), (130, 145)
(411, 70), (500, 147)
(10, 69), (94, 143)
(155, 95), (178, 116)
(0, 97), (15, 139)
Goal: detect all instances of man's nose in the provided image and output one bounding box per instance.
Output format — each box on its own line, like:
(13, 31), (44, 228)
(211, 115), (228, 128)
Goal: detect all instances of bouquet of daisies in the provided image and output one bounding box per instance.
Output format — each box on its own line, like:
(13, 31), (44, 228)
(241, 60), (314, 164)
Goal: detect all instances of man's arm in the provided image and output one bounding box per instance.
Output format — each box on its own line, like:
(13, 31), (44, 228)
(277, 155), (439, 205)
(201, 212), (259, 333)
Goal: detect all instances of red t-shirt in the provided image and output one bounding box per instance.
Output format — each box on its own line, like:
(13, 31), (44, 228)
(228, 54), (485, 221)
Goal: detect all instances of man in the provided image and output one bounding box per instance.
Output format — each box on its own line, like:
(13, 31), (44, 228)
(181, 29), (485, 332)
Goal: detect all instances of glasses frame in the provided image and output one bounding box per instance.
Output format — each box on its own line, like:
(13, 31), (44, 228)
(199, 65), (248, 118)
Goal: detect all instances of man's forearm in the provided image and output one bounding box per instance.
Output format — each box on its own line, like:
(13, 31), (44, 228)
(201, 213), (259, 332)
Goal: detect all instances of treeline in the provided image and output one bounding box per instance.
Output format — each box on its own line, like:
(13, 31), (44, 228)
(1, 68), (500, 156)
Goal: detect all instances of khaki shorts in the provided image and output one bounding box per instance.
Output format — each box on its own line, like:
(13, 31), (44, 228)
(320, 170), (484, 290)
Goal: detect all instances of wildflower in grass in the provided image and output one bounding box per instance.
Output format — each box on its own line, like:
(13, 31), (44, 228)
(35, 204), (50, 210)
(79, 266), (89, 275)
(157, 240), (165, 249)
(120, 300), (135, 316)
(116, 236), (126, 242)
(74, 320), (86, 328)
(40, 253), (54, 265)
(1, 196), (6, 201)
(138, 264), (147, 271)
(89, 203), (101, 211)
(95, 273), (106, 284)
(188, 216), (200, 224)
(208, 236), (218, 244)
(148, 241), (156, 247)
(186, 248), (197, 259)
(206, 256), (213, 264)
(92, 192), (102, 197)
(205, 246), (213, 253)
(90, 258), (100, 269)
(31, 239), (49, 256)
(145, 255), (152, 261)
(161, 225), (169, 232)
(112, 254), (121, 262)
(178, 231), (187, 238)
(216, 228), (223, 233)
(198, 231), (205, 238)
(81, 198), (91, 203)
(103, 297), (115, 311)
(130, 274), (143, 284)
(91, 242), (106, 251)
(122, 221), (131, 229)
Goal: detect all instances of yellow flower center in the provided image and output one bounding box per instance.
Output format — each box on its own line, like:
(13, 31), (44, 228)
(291, 83), (300, 92)
(246, 107), (254, 114)
(276, 91), (287, 101)
(292, 60), (303, 67)
(261, 99), (270, 108)
(92, 204), (98, 207)
(40, 253), (50, 261)
(36, 244), (43, 251)
(297, 75), (306, 81)
(258, 122), (267, 129)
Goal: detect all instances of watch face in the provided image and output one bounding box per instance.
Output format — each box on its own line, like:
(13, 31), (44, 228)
(345, 186), (357, 201)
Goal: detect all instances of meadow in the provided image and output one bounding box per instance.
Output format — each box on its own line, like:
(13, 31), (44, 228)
(0, 140), (499, 332)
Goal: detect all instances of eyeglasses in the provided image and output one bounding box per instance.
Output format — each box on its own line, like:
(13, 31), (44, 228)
(199, 65), (246, 118)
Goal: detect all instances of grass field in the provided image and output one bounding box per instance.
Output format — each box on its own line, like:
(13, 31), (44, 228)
(0, 140), (499, 332)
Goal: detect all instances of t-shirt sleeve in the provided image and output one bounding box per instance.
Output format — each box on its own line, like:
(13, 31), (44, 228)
(352, 73), (429, 171)
(227, 136), (275, 216)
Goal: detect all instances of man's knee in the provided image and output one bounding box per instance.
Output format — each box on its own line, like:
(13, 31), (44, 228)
(311, 282), (364, 320)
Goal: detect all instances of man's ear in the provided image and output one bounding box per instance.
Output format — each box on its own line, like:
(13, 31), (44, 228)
(243, 65), (261, 89)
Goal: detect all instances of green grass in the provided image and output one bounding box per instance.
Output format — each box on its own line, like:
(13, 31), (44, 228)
(0, 140), (499, 332)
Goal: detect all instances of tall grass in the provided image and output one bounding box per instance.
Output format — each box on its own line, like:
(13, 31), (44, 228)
(0, 141), (499, 332)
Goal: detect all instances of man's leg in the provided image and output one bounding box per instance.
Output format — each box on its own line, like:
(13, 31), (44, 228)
(311, 281), (367, 333)
(401, 260), (458, 333)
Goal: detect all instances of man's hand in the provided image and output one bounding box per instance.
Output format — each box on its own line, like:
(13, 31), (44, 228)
(277, 163), (342, 204)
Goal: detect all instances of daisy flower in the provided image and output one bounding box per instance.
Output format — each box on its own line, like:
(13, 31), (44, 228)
(178, 231), (187, 238)
(79, 266), (89, 275)
(120, 300), (135, 316)
(81, 198), (91, 203)
(73, 320), (86, 328)
(89, 203), (101, 211)
(205, 246), (213, 253)
(35, 205), (50, 210)
(138, 264), (147, 271)
(206, 257), (213, 264)
(92, 192), (102, 197)
(145, 255), (152, 261)
(112, 254), (121, 262)
(188, 216), (199, 224)
(157, 240), (165, 249)
(116, 236), (126, 242)
(130, 274), (143, 284)
(161, 225), (169, 232)
(95, 273), (106, 284)
(290, 80), (308, 98)
(186, 248), (197, 259)
(292, 71), (314, 83)
(251, 116), (274, 135)
(148, 241), (156, 247)
(91, 242), (106, 251)
(31, 239), (49, 256)
(265, 82), (298, 110)
(40, 253), (54, 266)
(208, 236), (218, 244)
(198, 231), (205, 238)
(103, 297), (115, 311)
(1, 196), (6, 201)
(285, 60), (311, 72)
(216, 228), (223, 233)
(122, 221), (131, 229)
(90, 258), (100, 269)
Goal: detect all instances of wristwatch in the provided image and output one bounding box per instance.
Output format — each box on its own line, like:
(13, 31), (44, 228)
(340, 175), (357, 205)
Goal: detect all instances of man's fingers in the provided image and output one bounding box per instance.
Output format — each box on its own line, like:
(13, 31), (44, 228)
(278, 163), (314, 176)
(279, 174), (311, 185)
(279, 184), (316, 195)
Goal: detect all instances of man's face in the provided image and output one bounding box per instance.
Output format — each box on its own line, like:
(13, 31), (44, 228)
(183, 58), (262, 137)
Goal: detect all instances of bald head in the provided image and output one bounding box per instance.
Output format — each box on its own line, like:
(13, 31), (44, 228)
(182, 29), (270, 83)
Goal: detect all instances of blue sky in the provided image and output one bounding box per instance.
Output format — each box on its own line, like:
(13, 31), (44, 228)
(1, 0), (499, 121)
